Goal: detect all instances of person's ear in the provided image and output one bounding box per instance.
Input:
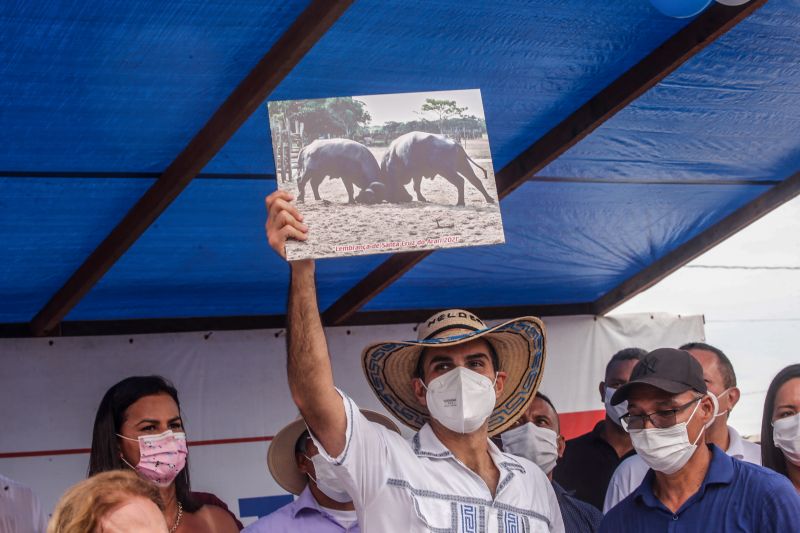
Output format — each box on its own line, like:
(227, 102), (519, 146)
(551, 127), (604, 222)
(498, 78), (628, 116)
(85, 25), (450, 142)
(494, 371), (507, 397)
(599, 382), (606, 404)
(557, 434), (566, 458)
(699, 396), (715, 426)
(727, 387), (741, 411)
(412, 377), (427, 408)
(296, 453), (312, 476)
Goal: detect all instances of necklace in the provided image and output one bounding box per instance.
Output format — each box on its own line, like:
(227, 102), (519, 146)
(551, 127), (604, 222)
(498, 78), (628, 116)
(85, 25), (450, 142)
(169, 502), (183, 533)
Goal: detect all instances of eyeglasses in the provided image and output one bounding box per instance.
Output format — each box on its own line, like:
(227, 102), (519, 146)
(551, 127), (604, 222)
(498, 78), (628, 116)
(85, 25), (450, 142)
(620, 396), (703, 431)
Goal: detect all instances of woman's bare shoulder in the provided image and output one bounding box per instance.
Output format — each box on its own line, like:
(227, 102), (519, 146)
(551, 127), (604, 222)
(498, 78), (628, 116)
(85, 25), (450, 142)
(190, 504), (239, 532)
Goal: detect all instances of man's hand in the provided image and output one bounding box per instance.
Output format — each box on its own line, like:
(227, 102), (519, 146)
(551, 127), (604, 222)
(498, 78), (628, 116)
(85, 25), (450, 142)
(265, 190), (308, 260)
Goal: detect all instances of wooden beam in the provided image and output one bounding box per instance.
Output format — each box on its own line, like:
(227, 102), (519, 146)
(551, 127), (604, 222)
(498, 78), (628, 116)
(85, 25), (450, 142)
(321, 251), (433, 325)
(494, 0), (767, 198)
(322, 0), (766, 327)
(530, 176), (782, 187)
(3, 172), (779, 186)
(1, 303), (594, 338)
(593, 171), (800, 315)
(1, 171), (276, 180)
(341, 303), (597, 327)
(5, 315), (288, 338)
(29, 1), (353, 336)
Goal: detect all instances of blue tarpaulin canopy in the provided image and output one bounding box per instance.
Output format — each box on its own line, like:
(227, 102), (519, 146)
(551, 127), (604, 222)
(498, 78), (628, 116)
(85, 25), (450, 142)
(1, 0), (798, 336)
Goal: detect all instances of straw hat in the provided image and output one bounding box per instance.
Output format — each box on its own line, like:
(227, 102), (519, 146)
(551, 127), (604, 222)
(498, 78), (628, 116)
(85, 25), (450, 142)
(362, 309), (546, 437)
(268, 410), (400, 495)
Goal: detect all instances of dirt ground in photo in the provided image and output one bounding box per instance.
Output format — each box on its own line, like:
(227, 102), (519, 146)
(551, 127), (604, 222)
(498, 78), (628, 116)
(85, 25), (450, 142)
(280, 138), (505, 260)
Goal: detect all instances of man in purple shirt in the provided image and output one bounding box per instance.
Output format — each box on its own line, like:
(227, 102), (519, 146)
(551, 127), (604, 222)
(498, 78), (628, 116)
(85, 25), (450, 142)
(244, 411), (399, 532)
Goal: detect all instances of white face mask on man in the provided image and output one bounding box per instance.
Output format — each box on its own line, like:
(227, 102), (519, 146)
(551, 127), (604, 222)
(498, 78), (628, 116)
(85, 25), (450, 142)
(501, 422), (559, 474)
(306, 454), (352, 503)
(604, 386), (629, 427)
(422, 366), (497, 434)
(628, 396), (714, 475)
(773, 412), (800, 467)
(711, 388), (732, 419)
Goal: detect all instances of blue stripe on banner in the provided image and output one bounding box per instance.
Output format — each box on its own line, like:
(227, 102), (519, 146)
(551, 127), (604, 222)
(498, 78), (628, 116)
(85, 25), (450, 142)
(238, 495), (293, 518)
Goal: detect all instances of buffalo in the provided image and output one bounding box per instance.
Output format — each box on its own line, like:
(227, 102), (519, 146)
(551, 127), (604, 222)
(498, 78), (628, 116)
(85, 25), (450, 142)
(296, 139), (380, 204)
(377, 131), (495, 206)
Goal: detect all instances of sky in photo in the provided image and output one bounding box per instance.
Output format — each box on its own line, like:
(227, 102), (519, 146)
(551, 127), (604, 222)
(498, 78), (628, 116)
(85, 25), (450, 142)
(357, 88), (485, 126)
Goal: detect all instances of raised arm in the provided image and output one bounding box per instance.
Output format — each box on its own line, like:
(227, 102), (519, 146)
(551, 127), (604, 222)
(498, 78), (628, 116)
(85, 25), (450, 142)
(265, 190), (347, 456)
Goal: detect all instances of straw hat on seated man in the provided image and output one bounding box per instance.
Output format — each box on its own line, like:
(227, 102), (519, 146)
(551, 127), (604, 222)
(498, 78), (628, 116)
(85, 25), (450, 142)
(244, 411), (399, 532)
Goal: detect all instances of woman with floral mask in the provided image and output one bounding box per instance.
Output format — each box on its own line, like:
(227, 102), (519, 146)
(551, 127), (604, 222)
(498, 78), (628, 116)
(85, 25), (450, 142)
(89, 375), (239, 533)
(761, 364), (800, 493)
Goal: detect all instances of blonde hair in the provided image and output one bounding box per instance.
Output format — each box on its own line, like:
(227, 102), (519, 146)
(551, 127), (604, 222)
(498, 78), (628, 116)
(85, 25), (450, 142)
(48, 470), (164, 533)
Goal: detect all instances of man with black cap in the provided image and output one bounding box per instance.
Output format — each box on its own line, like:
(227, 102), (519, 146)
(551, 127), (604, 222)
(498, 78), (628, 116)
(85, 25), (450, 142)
(599, 348), (800, 532)
(264, 191), (564, 532)
(603, 341), (761, 512)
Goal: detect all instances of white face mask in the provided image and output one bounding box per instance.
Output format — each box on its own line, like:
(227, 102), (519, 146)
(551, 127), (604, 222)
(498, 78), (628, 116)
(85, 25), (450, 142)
(423, 366), (497, 434)
(628, 398), (706, 475)
(604, 386), (628, 427)
(307, 455), (352, 503)
(501, 422), (559, 474)
(773, 413), (800, 467)
(708, 389), (731, 422)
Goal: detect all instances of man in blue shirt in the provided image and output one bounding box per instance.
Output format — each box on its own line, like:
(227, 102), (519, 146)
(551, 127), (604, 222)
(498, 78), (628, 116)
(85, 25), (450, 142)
(600, 348), (800, 532)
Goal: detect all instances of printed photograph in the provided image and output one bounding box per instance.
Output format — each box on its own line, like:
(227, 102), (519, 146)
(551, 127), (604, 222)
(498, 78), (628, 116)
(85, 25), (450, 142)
(267, 89), (505, 260)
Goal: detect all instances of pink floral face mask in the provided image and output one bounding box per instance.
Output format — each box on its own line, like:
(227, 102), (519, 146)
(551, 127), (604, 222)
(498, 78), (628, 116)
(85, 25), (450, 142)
(117, 430), (188, 487)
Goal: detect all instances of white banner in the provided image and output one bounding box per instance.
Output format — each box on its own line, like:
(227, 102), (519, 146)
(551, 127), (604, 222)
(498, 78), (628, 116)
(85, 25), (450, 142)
(0, 312), (702, 526)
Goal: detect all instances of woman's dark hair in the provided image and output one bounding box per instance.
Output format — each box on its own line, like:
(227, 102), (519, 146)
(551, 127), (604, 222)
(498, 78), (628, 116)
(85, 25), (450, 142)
(88, 375), (200, 512)
(761, 364), (800, 476)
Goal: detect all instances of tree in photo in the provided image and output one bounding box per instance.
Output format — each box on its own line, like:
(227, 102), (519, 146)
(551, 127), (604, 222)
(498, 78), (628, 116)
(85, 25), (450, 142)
(419, 98), (468, 134)
(268, 97), (372, 142)
(327, 98), (372, 139)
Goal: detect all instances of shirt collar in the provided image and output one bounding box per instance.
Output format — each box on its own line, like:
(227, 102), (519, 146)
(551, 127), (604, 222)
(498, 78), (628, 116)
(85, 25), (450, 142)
(590, 420), (607, 442)
(550, 480), (567, 497)
(634, 444), (735, 509)
(412, 423), (454, 458)
(291, 485), (323, 517)
(725, 425), (745, 459)
(412, 423), (527, 470)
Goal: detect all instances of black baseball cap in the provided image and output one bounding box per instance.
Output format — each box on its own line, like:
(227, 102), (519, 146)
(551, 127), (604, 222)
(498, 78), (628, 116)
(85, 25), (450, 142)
(610, 348), (707, 405)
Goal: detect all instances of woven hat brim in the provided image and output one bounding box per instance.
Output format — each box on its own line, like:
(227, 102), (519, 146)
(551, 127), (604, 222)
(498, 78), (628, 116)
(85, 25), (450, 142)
(267, 410), (401, 495)
(361, 316), (546, 437)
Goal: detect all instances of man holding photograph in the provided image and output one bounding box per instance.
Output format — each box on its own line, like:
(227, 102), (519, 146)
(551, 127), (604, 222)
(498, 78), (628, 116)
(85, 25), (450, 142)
(264, 190), (564, 532)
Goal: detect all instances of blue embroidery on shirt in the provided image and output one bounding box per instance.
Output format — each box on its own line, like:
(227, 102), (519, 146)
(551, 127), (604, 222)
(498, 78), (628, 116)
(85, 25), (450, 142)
(461, 504), (476, 533)
(412, 432), (453, 458)
(505, 511), (520, 533)
(386, 478), (552, 528)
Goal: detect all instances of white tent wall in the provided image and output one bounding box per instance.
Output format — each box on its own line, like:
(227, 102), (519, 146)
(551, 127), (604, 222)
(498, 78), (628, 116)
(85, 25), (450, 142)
(0, 312), (703, 525)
